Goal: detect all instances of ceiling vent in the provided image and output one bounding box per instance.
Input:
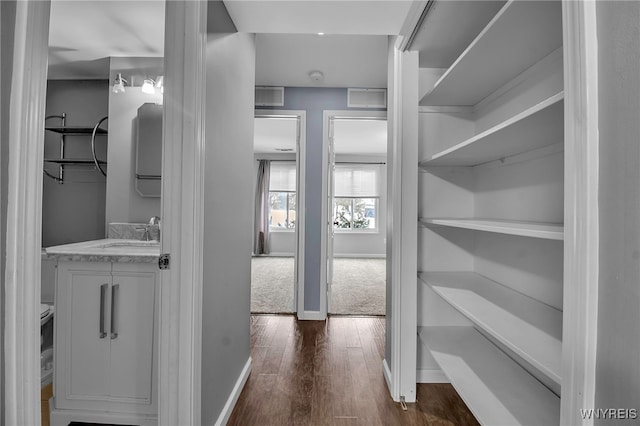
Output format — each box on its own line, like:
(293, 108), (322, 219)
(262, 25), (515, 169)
(348, 88), (387, 109)
(255, 86), (285, 107)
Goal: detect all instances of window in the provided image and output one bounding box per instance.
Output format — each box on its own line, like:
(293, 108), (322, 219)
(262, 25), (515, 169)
(333, 164), (382, 231)
(269, 162), (296, 230)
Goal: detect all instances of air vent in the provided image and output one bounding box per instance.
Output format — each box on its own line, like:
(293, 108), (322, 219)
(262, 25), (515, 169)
(348, 88), (387, 108)
(255, 86), (285, 107)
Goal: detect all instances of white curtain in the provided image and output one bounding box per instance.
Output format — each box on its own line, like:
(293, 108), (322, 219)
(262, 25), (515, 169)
(253, 160), (270, 254)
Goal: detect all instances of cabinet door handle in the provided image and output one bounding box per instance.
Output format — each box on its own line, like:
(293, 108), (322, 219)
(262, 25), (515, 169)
(99, 283), (108, 338)
(110, 284), (119, 339)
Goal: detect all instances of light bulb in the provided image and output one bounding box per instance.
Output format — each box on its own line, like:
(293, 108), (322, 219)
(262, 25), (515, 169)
(141, 79), (156, 94)
(112, 73), (126, 93)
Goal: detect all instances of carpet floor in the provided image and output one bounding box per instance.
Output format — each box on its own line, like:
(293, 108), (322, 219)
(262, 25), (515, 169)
(251, 257), (386, 315)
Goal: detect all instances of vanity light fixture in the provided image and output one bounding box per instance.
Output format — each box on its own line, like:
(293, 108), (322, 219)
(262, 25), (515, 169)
(155, 76), (164, 94)
(141, 78), (156, 94)
(112, 73), (127, 94)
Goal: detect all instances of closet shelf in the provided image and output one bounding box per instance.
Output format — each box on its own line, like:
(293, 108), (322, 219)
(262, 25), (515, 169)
(418, 326), (560, 426)
(44, 158), (107, 165)
(420, 0), (562, 106)
(419, 218), (564, 240)
(45, 126), (107, 135)
(420, 93), (564, 167)
(418, 271), (562, 386)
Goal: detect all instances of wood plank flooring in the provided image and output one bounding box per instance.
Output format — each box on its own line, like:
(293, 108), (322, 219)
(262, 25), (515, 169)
(228, 315), (479, 426)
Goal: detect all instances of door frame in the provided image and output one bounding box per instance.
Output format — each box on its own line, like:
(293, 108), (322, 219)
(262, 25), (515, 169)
(320, 110), (387, 319)
(4, 1), (206, 424)
(560, 1), (600, 424)
(253, 110), (307, 317)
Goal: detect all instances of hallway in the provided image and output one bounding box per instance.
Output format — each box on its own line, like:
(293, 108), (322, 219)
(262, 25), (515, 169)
(228, 315), (478, 425)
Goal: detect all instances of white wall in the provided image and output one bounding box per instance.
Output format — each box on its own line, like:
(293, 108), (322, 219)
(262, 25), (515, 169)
(105, 57), (163, 226)
(595, 2), (640, 420)
(201, 32), (255, 424)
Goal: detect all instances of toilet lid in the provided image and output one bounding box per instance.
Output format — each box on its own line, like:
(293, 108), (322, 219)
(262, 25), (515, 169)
(40, 304), (50, 318)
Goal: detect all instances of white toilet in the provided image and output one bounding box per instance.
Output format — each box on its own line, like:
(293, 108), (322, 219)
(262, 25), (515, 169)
(40, 303), (54, 386)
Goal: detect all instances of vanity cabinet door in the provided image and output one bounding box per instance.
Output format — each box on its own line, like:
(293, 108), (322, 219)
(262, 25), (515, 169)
(108, 263), (158, 414)
(55, 262), (113, 411)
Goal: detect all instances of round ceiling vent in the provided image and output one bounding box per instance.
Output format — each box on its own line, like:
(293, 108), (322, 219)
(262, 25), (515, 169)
(309, 70), (324, 82)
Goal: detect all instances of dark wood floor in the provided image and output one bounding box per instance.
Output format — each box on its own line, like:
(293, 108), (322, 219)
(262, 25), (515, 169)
(228, 315), (479, 426)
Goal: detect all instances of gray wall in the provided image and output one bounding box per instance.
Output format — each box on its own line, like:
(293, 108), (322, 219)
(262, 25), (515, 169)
(202, 32), (255, 424)
(0, 0), (17, 418)
(42, 80), (109, 247)
(105, 57), (163, 226)
(257, 87), (385, 312)
(595, 2), (640, 422)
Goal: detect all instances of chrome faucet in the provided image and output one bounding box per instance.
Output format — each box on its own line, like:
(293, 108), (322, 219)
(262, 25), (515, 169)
(136, 225), (152, 241)
(149, 216), (161, 241)
(136, 217), (161, 241)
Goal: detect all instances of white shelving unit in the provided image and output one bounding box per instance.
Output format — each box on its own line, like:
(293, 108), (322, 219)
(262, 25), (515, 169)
(420, 0), (562, 106)
(418, 326), (560, 425)
(411, 1), (565, 423)
(419, 272), (562, 387)
(419, 218), (563, 240)
(421, 92), (564, 167)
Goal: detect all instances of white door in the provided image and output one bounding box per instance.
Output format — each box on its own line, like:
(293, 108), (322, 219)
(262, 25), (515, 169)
(109, 264), (158, 413)
(326, 118), (336, 313)
(56, 263), (112, 411)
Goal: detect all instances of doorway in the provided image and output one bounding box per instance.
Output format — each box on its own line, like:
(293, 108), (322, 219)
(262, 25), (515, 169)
(251, 111), (306, 315)
(324, 112), (387, 316)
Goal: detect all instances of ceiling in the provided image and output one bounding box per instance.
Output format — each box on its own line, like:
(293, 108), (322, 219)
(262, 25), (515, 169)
(48, 0), (412, 85)
(254, 117), (387, 155)
(223, 1), (413, 35)
(255, 34), (388, 88)
(48, 0), (165, 79)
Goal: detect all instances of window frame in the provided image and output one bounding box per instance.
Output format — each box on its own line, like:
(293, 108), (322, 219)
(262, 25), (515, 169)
(332, 196), (379, 233)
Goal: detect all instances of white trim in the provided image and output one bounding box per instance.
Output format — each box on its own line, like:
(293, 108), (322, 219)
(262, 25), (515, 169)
(387, 43), (419, 404)
(416, 369), (449, 384)
(158, 2), (207, 425)
(253, 252), (295, 258)
(383, 359), (393, 391)
(321, 110), (388, 320)
(4, 1), (50, 424)
(560, 2), (599, 425)
(332, 254), (386, 259)
(50, 407), (158, 426)
(253, 110), (307, 319)
(213, 358), (252, 426)
(298, 310), (325, 321)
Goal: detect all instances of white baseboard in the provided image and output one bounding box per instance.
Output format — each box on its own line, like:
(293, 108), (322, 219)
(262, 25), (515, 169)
(50, 404), (157, 426)
(298, 310), (325, 320)
(333, 253), (386, 259)
(416, 368), (449, 383)
(214, 357), (252, 426)
(382, 359), (394, 399)
(254, 252), (295, 257)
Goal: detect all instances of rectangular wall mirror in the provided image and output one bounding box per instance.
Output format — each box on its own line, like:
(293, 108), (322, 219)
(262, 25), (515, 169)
(136, 102), (163, 197)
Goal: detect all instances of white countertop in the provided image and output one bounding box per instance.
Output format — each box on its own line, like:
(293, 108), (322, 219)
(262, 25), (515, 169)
(45, 239), (160, 263)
